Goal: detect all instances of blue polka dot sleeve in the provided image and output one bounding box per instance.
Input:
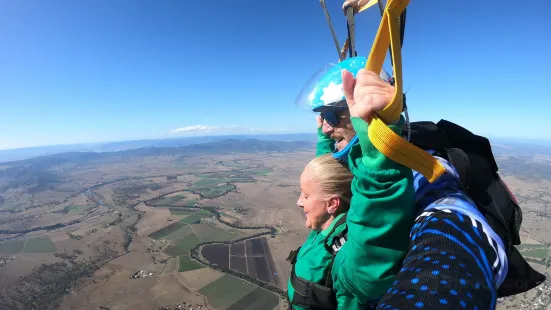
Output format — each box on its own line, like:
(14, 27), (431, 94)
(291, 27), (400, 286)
(375, 209), (500, 310)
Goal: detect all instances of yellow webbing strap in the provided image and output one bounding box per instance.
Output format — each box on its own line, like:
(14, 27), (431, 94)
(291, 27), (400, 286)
(343, 0), (380, 14)
(357, 0), (380, 13)
(365, 0), (445, 183)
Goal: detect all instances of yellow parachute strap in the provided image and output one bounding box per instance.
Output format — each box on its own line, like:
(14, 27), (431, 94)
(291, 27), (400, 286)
(357, 0), (380, 13)
(343, 0), (380, 14)
(365, 0), (446, 183)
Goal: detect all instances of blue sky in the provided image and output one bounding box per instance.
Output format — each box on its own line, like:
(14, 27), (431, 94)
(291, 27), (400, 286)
(0, 0), (550, 150)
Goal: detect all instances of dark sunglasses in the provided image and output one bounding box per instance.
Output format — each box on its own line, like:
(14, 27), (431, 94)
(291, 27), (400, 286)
(320, 110), (340, 127)
(319, 106), (347, 127)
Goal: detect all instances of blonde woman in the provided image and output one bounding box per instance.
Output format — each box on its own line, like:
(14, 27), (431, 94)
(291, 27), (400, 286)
(287, 153), (353, 310)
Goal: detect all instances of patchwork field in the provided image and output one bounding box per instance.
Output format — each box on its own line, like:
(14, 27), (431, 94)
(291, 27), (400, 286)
(65, 204), (96, 215)
(0, 235), (57, 254)
(198, 274), (279, 310)
(148, 191), (200, 207)
(146, 206), (264, 279)
(201, 237), (279, 286)
(0, 148), (312, 309)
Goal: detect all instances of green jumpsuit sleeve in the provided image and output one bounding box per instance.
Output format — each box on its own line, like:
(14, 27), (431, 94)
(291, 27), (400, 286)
(315, 127), (335, 157)
(331, 116), (416, 309)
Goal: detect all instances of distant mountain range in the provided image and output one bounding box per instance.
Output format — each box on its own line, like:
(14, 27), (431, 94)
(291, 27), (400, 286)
(0, 138), (317, 195)
(489, 138), (551, 157)
(0, 133), (318, 163)
(2, 132), (551, 164)
(1, 133), (551, 199)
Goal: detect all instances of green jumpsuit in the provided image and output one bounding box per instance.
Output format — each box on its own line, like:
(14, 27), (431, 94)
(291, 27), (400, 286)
(288, 116), (415, 309)
(287, 213), (347, 310)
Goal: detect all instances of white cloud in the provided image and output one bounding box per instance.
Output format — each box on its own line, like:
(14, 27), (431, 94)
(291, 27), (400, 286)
(169, 124), (252, 134)
(168, 125), (291, 135)
(169, 125), (219, 133)
(0, 140), (15, 150)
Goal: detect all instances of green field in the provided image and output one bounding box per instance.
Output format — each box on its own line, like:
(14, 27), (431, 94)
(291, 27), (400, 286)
(22, 236), (57, 253)
(0, 239), (25, 254)
(193, 172), (254, 184)
(192, 184), (236, 199)
(150, 194), (197, 207)
(195, 172), (233, 179)
(148, 222), (187, 240)
(191, 224), (244, 242)
(227, 287), (280, 310)
(174, 234), (202, 252)
(163, 224), (195, 241)
(178, 255), (204, 272)
(521, 248), (548, 259)
(0, 236), (57, 254)
(244, 168), (272, 176)
(195, 209), (214, 216)
(516, 244), (549, 250)
(182, 198), (198, 206)
(164, 245), (189, 256)
(180, 209), (214, 224)
(168, 208), (198, 216)
(65, 204), (95, 215)
(192, 176), (251, 186)
(198, 274), (258, 310)
(193, 178), (227, 187)
(227, 176), (253, 183)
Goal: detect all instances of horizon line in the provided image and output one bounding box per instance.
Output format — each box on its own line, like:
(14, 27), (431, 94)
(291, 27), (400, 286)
(2, 132), (551, 153)
(0, 132), (318, 152)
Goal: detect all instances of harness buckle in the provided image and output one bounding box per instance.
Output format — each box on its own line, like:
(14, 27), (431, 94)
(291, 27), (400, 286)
(331, 236), (347, 252)
(287, 247), (301, 264)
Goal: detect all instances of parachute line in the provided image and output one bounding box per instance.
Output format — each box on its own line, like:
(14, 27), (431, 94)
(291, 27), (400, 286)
(320, 0), (345, 61)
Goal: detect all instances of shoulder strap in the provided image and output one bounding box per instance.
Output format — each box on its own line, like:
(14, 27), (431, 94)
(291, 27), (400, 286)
(323, 214), (348, 290)
(323, 213), (348, 254)
(287, 246), (302, 265)
(436, 119), (498, 172)
(446, 147), (470, 190)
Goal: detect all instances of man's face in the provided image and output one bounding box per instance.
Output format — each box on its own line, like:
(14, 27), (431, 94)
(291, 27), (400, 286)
(321, 109), (356, 151)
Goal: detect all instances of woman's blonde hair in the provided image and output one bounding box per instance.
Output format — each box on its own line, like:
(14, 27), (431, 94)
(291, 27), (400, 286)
(305, 153), (353, 211)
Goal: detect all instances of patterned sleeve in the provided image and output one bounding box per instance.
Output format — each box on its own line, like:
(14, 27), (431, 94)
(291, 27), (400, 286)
(375, 208), (500, 310)
(375, 156), (506, 310)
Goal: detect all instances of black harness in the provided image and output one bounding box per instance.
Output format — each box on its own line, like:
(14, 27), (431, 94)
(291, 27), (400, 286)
(287, 214), (348, 310)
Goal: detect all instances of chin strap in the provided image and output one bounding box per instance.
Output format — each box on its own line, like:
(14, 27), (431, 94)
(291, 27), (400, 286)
(332, 135), (360, 164)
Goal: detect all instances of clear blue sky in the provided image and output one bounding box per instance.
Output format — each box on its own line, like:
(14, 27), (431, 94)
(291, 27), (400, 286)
(0, 0), (550, 149)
